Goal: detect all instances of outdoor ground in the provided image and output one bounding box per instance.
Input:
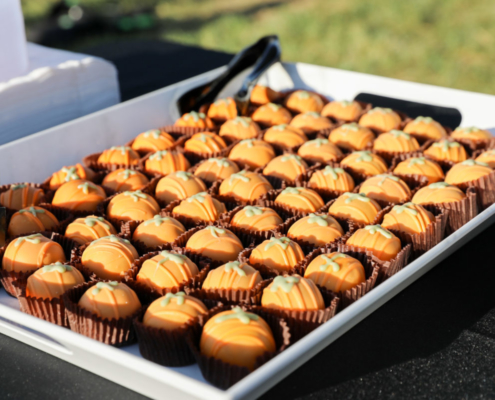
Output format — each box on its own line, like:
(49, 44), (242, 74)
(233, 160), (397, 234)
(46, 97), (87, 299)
(22, 0), (495, 95)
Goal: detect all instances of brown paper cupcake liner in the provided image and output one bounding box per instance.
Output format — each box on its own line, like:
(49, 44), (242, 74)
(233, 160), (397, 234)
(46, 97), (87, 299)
(82, 152), (142, 173)
(187, 304), (291, 389)
(454, 169), (495, 211)
(119, 220), (174, 255)
(159, 125), (217, 139)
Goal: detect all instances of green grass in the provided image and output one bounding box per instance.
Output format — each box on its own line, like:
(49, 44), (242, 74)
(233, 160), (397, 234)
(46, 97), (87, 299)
(22, 0), (495, 95)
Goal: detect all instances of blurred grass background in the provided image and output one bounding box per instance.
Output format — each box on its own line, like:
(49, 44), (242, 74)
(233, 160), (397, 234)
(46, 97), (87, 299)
(21, 0), (495, 95)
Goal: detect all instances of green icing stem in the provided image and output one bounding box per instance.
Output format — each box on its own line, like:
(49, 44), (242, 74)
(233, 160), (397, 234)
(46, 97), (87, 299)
(118, 169), (137, 179)
(91, 235), (130, 245)
(307, 213), (329, 227)
(323, 166), (344, 180)
(224, 261), (247, 276)
(281, 187), (301, 195)
(15, 233), (43, 247)
(19, 207), (45, 217)
(149, 150), (169, 161)
(158, 250), (187, 265)
(376, 174), (399, 186)
(144, 215), (170, 227)
(364, 225), (393, 239)
(208, 157), (231, 167)
(341, 123), (360, 133)
(392, 202), (418, 216)
(305, 138), (328, 148)
(390, 130), (410, 139)
(319, 253), (348, 272)
(143, 130), (161, 139)
(281, 155), (303, 165)
(244, 206), (264, 217)
(429, 182), (452, 189)
(205, 226), (225, 238)
(265, 237), (291, 251)
(161, 292), (185, 307)
(215, 306), (259, 325)
(110, 146), (132, 155)
(42, 262), (72, 274)
(187, 192), (207, 203)
(407, 157), (426, 167)
(61, 167), (80, 182)
(123, 190), (147, 202)
(232, 117), (251, 128)
(270, 276), (300, 293)
(175, 171), (191, 181)
(11, 184), (27, 190)
(413, 116), (433, 124)
(461, 159), (489, 167)
(77, 182), (97, 195)
(84, 216), (110, 229)
(229, 171), (250, 184)
(92, 281), (118, 295)
(355, 151), (373, 163)
(344, 192), (370, 204)
(267, 103), (281, 112)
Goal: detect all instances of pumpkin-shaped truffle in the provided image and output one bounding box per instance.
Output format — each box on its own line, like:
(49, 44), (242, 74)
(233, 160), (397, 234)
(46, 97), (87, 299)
(219, 117), (261, 141)
(131, 129), (175, 153)
(184, 132), (227, 155)
(185, 226), (244, 263)
(358, 107), (401, 132)
(228, 139), (275, 169)
(450, 127), (492, 143)
(0, 184), (44, 211)
(358, 174), (411, 203)
(475, 149), (495, 168)
(145, 150), (191, 176)
(393, 157), (444, 184)
(107, 190), (160, 222)
(445, 159), (493, 185)
(263, 154), (308, 182)
(175, 111), (215, 129)
(52, 180), (106, 212)
(321, 100), (363, 121)
(329, 123), (375, 151)
(381, 202), (435, 235)
(264, 124), (307, 148)
(346, 225), (401, 261)
(261, 275), (324, 310)
(132, 215), (186, 248)
(231, 206), (283, 231)
(202, 261), (262, 290)
(275, 187), (325, 213)
(97, 146), (140, 166)
(219, 171), (273, 202)
(251, 103), (292, 127)
(172, 192), (226, 223)
(207, 97), (237, 121)
(297, 138), (343, 164)
(289, 112), (333, 134)
(411, 182), (467, 205)
(102, 169), (150, 192)
(194, 157), (240, 183)
(26, 262), (84, 299)
(340, 151), (388, 176)
(308, 165), (355, 192)
(287, 213), (344, 247)
(65, 216), (117, 245)
(403, 116), (447, 141)
(284, 90), (325, 114)
(155, 171), (207, 204)
(250, 85), (282, 105)
(250, 237), (305, 273)
(373, 130), (420, 153)
(49, 164), (96, 190)
(423, 140), (467, 163)
(7, 206), (59, 237)
(328, 192), (381, 225)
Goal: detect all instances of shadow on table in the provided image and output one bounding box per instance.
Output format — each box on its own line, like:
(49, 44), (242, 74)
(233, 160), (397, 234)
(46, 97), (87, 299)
(261, 223), (495, 400)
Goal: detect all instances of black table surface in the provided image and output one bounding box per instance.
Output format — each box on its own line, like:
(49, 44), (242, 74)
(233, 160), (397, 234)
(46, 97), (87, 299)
(2, 40), (495, 400)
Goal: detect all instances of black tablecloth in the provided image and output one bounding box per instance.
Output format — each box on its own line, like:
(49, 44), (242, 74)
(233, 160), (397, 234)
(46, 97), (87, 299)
(2, 40), (494, 400)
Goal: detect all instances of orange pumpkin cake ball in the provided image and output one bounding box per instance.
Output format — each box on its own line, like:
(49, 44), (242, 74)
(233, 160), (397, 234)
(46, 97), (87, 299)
(49, 164), (96, 190)
(423, 140), (467, 163)
(328, 192), (381, 225)
(207, 97), (237, 121)
(97, 146), (140, 166)
(263, 154), (308, 182)
(3, 234), (66, 273)
(359, 174), (411, 203)
(261, 275), (324, 310)
(450, 127), (492, 143)
(228, 139), (275, 169)
(231, 206), (283, 231)
(155, 171), (207, 204)
(475, 149), (495, 168)
(0, 184), (44, 211)
(219, 117), (261, 140)
(184, 132), (227, 155)
(308, 165), (355, 192)
(250, 85), (283, 105)
(264, 124), (307, 148)
(143, 292), (208, 330)
(200, 307), (276, 370)
(358, 107), (402, 132)
(287, 213), (344, 247)
(175, 111), (215, 129)
(250, 237), (305, 273)
(78, 281), (141, 320)
(321, 100), (363, 121)
(52, 180), (106, 212)
(136, 250), (199, 291)
(173, 192), (226, 223)
(26, 262), (84, 299)
(102, 169), (149, 192)
(284, 90), (325, 114)
(131, 130), (175, 153)
(251, 103), (292, 127)
(403, 116), (447, 141)
(275, 187), (325, 213)
(297, 138), (343, 164)
(289, 112), (333, 134)
(340, 151), (388, 176)
(329, 123), (375, 151)
(393, 157), (444, 184)
(412, 182), (466, 205)
(219, 171), (273, 202)
(81, 235), (138, 280)
(381, 202), (435, 235)
(7, 206), (59, 237)
(304, 252), (366, 292)
(346, 225), (401, 262)
(186, 226), (243, 263)
(107, 190), (160, 222)
(194, 157), (240, 182)
(202, 261), (262, 290)
(65, 216), (117, 244)
(445, 159), (493, 185)
(373, 130), (420, 153)
(132, 215), (186, 248)
(145, 150), (190, 176)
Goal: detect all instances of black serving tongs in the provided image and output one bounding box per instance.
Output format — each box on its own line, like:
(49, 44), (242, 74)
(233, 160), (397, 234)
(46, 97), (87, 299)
(177, 35), (281, 117)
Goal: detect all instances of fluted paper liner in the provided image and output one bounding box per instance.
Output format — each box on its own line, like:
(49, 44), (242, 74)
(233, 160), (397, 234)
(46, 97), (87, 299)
(159, 125), (217, 139)
(187, 305), (291, 389)
(454, 168), (495, 211)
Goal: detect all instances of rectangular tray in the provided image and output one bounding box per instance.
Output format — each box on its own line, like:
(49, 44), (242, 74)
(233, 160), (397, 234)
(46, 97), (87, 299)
(0, 61), (494, 400)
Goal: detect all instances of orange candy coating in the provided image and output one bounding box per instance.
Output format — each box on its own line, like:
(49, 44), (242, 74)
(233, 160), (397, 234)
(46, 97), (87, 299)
(0, 184), (44, 211)
(403, 116), (447, 141)
(308, 166), (355, 192)
(250, 85), (282, 105)
(359, 174), (411, 203)
(297, 138), (343, 164)
(136, 250), (199, 291)
(249, 237), (305, 273)
(450, 127), (492, 143)
(445, 159), (493, 185)
(304, 252), (366, 292)
(3, 234), (66, 273)
(423, 140), (467, 163)
(102, 169), (150, 192)
(231, 206), (283, 231)
(207, 97), (237, 121)
(261, 275), (324, 311)
(81, 235), (138, 281)
(202, 261), (262, 290)
(264, 124), (307, 148)
(26, 262), (84, 299)
(184, 132), (227, 155)
(78, 281), (141, 320)
(107, 190), (160, 222)
(373, 130), (420, 152)
(200, 307), (276, 370)
(194, 157), (240, 182)
(358, 107), (401, 132)
(52, 180), (106, 212)
(285, 90), (325, 114)
(173, 192), (226, 223)
(412, 182), (466, 205)
(229, 139), (275, 169)
(145, 150), (190, 176)
(321, 100), (363, 121)
(143, 292), (208, 330)
(346, 225), (401, 261)
(131, 130), (175, 153)
(289, 112), (333, 134)
(381, 202), (435, 235)
(393, 157), (445, 184)
(65, 215), (117, 245)
(155, 171), (207, 204)
(275, 187), (325, 213)
(219, 171), (273, 202)
(97, 146), (140, 166)
(263, 154), (308, 182)
(132, 215), (186, 248)
(8, 206), (59, 238)
(49, 164), (96, 190)
(328, 192), (381, 225)
(287, 213), (344, 247)
(341, 151), (388, 176)
(329, 123), (375, 151)
(175, 111), (215, 129)
(219, 117), (261, 140)
(186, 226), (243, 263)
(475, 149), (495, 168)
(251, 103), (292, 127)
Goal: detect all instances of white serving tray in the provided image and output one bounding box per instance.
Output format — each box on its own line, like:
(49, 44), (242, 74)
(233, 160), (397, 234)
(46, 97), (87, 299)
(0, 62), (495, 400)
